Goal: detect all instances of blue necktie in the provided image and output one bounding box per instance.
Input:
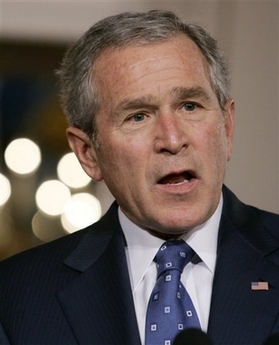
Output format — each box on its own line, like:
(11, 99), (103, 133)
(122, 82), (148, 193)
(145, 240), (200, 345)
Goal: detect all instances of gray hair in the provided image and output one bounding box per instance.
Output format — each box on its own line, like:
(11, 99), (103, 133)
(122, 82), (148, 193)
(57, 10), (230, 139)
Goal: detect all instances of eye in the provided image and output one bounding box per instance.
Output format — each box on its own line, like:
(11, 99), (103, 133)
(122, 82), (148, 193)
(130, 113), (146, 122)
(183, 102), (198, 112)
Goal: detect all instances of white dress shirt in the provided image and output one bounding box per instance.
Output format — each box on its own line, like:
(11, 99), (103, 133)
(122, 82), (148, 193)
(119, 196), (222, 344)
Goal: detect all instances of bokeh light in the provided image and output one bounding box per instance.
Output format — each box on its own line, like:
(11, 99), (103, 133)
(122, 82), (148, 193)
(0, 173), (11, 206)
(61, 193), (102, 233)
(57, 152), (91, 189)
(35, 180), (71, 216)
(32, 211), (66, 242)
(4, 138), (41, 175)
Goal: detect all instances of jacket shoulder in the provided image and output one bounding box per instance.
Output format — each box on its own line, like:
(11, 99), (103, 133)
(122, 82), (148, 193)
(221, 186), (279, 263)
(0, 201), (119, 273)
(222, 185), (279, 230)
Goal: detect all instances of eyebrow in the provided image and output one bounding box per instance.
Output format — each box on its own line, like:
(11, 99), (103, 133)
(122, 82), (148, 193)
(118, 95), (157, 111)
(170, 86), (211, 102)
(117, 86), (211, 111)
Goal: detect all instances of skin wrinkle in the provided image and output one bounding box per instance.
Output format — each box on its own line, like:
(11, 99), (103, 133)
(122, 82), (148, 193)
(116, 86), (212, 114)
(95, 37), (209, 110)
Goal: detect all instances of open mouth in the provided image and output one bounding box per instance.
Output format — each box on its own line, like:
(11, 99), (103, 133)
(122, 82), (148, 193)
(158, 171), (196, 185)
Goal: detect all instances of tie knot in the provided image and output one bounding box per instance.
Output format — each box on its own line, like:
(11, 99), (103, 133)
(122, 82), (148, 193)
(155, 240), (195, 278)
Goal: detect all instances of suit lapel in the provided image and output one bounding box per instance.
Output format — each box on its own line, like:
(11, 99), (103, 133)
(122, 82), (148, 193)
(208, 187), (279, 345)
(57, 203), (141, 345)
(55, 188), (279, 344)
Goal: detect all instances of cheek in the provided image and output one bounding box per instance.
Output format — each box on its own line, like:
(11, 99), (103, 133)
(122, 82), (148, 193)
(199, 123), (229, 164)
(97, 137), (145, 179)
(211, 127), (230, 174)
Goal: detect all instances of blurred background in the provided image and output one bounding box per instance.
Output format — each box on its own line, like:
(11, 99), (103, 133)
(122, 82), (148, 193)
(1, 1), (278, 260)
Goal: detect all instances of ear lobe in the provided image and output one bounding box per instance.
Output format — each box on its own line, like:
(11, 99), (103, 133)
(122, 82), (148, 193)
(224, 98), (235, 162)
(66, 127), (103, 181)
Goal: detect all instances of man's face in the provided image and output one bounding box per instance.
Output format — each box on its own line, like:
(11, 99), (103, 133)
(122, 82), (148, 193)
(71, 35), (234, 237)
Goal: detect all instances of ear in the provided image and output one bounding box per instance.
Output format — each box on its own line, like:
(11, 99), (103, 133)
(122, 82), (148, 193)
(224, 98), (235, 162)
(66, 127), (103, 182)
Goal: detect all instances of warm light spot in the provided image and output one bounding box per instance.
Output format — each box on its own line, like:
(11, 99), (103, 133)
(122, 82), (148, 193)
(0, 173), (11, 206)
(61, 193), (101, 233)
(57, 152), (91, 189)
(36, 180), (71, 216)
(32, 211), (65, 242)
(4, 138), (41, 175)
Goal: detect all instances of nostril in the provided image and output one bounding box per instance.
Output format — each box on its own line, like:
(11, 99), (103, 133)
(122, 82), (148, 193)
(155, 138), (189, 155)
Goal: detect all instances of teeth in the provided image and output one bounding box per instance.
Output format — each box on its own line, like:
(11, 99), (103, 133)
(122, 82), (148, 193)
(166, 179), (190, 185)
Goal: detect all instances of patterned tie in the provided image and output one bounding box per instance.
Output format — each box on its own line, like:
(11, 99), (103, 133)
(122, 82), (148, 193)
(145, 240), (200, 345)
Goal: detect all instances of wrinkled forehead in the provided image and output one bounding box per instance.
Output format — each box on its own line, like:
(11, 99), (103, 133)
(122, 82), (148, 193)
(92, 35), (211, 92)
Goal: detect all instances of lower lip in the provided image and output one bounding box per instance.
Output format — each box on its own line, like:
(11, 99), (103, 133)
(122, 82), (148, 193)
(155, 178), (198, 194)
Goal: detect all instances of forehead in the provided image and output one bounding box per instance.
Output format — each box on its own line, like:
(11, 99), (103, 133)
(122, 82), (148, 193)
(93, 35), (212, 102)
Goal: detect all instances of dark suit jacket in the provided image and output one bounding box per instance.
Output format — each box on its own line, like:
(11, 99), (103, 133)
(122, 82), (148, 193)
(0, 186), (279, 345)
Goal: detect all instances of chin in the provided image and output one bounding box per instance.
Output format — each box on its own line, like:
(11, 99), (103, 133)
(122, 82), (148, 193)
(155, 207), (212, 233)
(147, 227), (187, 240)
(151, 217), (201, 236)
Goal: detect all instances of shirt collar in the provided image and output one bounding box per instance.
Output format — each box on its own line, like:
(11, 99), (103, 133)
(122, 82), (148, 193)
(182, 195), (223, 273)
(119, 195), (223, 292)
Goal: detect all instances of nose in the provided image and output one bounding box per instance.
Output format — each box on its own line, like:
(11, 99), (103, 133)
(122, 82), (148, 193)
(153, 112), (188, 154)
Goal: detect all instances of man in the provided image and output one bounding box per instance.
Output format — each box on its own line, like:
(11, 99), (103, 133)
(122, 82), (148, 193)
(0, 10), (279, 345)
